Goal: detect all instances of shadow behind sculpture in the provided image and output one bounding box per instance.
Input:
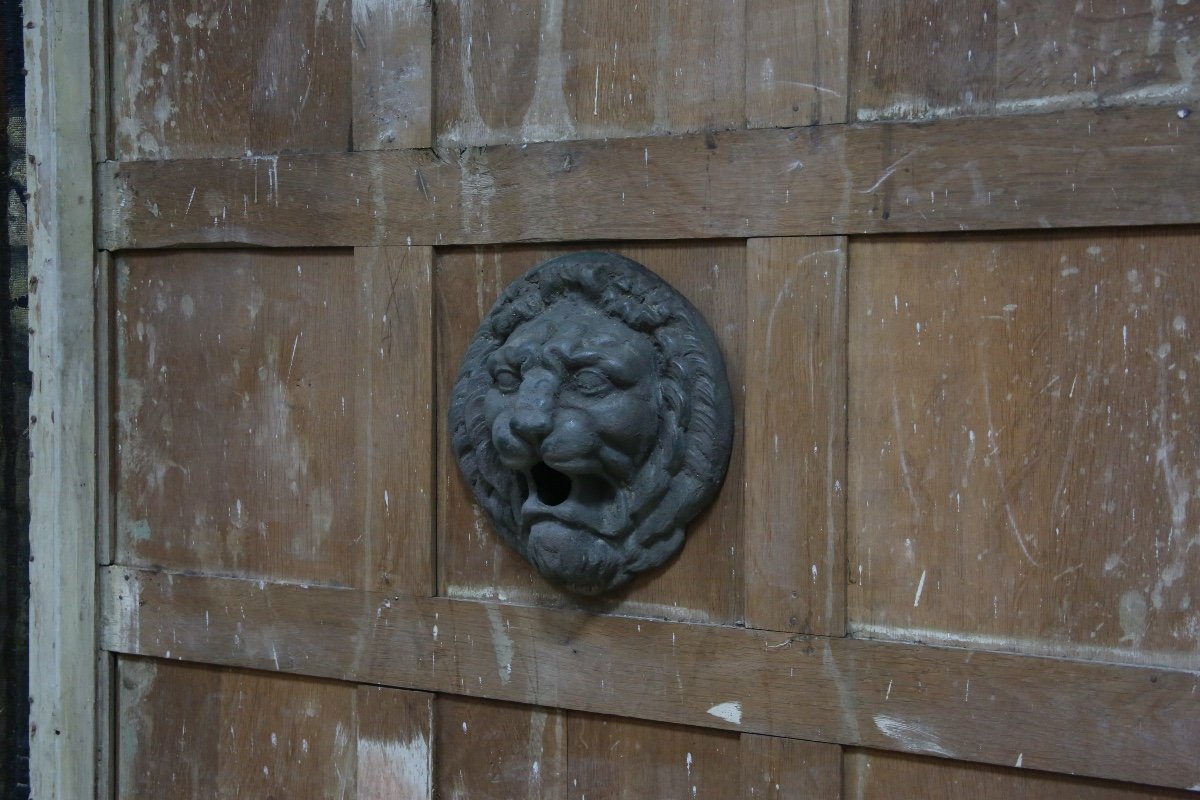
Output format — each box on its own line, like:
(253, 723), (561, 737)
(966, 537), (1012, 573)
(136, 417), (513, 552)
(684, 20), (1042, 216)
(449, 252), (733, 595)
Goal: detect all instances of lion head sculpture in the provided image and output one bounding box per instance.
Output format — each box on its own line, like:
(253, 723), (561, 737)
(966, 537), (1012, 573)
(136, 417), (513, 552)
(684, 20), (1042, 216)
(449, 252), (733, 595)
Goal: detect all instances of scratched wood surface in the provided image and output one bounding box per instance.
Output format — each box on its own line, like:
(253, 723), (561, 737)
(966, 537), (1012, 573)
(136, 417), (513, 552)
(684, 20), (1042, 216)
(115, 248), (433, 592)
(844, 749), (1196, 799)
(101, 568), (1200, 791)
(851, 0), (1200, 121)
(351, 0), (432, 150)
(436, 697), (566, 798)
(97, 107), (1200, 251)
(745, 0), (849, 127)
(434, 0), (748, 146)
(740, 735), (842, 798)
(849, 229), (1200, 669)
(109, 0), (351, 160)
(743, 236), (847, 635)
(567, 712), (741, 798)
(116, 657), (434, 799)
(435, 242), (745, 624)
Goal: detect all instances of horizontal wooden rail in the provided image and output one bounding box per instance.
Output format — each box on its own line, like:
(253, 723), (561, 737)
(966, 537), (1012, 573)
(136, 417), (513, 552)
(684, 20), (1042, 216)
(98, 107), (1199, 250)
(101, 567), (1200, 791)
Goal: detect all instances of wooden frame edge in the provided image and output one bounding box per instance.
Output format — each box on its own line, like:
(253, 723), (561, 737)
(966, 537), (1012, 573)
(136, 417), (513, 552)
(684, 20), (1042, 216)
(25, 0), (99, 797)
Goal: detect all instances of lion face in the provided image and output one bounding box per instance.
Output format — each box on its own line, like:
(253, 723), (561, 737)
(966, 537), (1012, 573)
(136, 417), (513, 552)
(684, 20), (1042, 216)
(482, 300), (662, 593)
(449, 252), (733, 596)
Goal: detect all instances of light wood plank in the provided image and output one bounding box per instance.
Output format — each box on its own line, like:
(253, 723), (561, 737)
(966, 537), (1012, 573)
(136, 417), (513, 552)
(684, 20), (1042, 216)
(356, 686), (433, 800)
(744, 237), (846, 634)
(435, 696), (566, 798)
(740, 734), (842, 798)
(844, 748), (1195, 799)
(568, 712), (741, 798)
(745, 0), (849, 127)
(25, 0), (98, 797)
(433, 0), (746, 147)
(98, 107), (1200, 250)
(351, 0), (432, 150)
(848, 230), (1200, 667)
(851, 0), (1200, 122)
(355, 246), (434, 594)
(109, 0), (351, 160)
(101, 567), (1200, 791)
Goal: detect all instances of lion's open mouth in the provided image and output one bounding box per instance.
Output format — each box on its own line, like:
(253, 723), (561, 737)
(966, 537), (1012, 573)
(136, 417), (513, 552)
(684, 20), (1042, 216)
(530, 461), (572, 506)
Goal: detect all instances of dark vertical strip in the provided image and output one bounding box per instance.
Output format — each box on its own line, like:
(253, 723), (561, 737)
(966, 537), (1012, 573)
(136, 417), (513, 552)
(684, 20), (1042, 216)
(0, 0), (28, 797)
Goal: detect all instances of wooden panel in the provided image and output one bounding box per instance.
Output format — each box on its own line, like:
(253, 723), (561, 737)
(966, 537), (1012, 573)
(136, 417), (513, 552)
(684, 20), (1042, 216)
(357, 686), (434, 800)
(101, 568), (1200, 791)
(849, 229), (1200, 667)
(568, 712), (740, 798)
(98, 107), (1200, 250)
(351, 0), (433, 150)
(435, 242), (744, 624)
(745, 0), (849, 127)
(851, 0), (1200, 121)
(355, 246), (435, 594)
(25, 0), (97, 796)
(744, 237), (846, 634)
(435, 697), (566, 798)
(740, 735), (841, 798)
(110, 0), (351, 160)
(116, 658), (356, 798)
(116, 248), (433, 591)
(433, 0), (746, 146)
(844, 749), (1195, 799)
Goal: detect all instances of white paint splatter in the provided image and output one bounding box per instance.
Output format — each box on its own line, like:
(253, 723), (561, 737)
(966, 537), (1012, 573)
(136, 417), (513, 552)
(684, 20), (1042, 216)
(706, 701), (742, 725)
(485, 605), (514, 684)
(873, 715), (954, 757)
(913, 569), (927, 607)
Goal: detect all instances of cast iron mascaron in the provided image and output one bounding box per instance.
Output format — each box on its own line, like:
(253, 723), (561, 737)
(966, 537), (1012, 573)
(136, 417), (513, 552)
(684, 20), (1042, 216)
(449, 252), (734, 595)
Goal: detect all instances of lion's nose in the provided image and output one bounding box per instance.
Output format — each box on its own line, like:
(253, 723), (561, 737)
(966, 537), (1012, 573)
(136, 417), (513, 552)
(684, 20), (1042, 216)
(509, 370), (556, 447)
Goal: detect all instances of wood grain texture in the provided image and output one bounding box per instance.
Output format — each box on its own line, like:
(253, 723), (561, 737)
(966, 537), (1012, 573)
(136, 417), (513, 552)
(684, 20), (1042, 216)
(745, 0), (849, 127)
(355, 246), (435, 594)
(110, 0), (351, 160)
(744, 237), (847, 634)
(357, 686), (434, 800)
(351, 0), (432, 150)
(851, 0), (1200, 121)
(568, 712), (741, 798)
(115, 248), (432, 591)
(740, 734), (842, 798)
(436, 697), (566, 799)
(98, 107), (1200, 251)
(25, 0), (98, 796)
(844, 749), (1196, 799)
(435, 242), (744, 624)
(117, 657), (358, 798)
(101, 567), (1200, 791)
(849, 229), (1200, 669)
(434, 0), (746, 147)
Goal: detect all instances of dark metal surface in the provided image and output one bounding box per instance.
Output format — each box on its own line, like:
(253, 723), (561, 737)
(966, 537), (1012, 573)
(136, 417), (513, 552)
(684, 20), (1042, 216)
(450, 252), (733, 595)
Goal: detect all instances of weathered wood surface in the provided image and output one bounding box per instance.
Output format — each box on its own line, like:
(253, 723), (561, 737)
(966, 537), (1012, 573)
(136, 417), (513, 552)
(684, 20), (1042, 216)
(852, 0), (1200, 121)
(351, 0), (432, 150)
(101, 567), (1200, 791)
(436, 697), (566, 798)
(844, 748), (1196, 799)
(568, 712), (741, 798)
(743, 236), (846, 635)
(25, 0), (98, 798)
(740, 735), (842, 798)
(116, 658), (435, 798)
(115, 247), (433, 593)
(110, 0), (351, 160)
(435, 242), (745, 624)
(849, 229), (1200, 670)
(433, 0), (749, 146)
(98, 107), (1200, 251)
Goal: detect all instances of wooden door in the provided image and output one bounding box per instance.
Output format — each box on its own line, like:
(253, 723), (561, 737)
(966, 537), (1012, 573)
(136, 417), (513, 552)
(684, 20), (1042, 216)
(59, 0), (1200, 796)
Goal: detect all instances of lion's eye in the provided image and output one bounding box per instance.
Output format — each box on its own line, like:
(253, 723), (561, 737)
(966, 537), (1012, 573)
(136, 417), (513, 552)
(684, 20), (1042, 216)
(572, 368), (613, 396)
(493, 368), (521, 393)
